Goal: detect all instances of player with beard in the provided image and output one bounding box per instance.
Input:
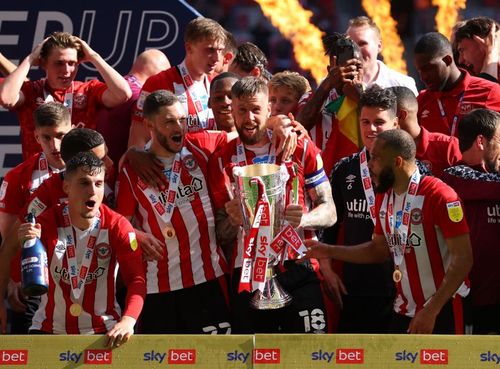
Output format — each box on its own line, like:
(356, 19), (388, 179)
(209, 77), (337, 334)
(117, 90), (231, 334)
(0, 152), (146, 345)
(132, 17), (227, 148)
(305, 129), (472, 334)
(0, 32), (131, 160)
(442, 109), (500, 334)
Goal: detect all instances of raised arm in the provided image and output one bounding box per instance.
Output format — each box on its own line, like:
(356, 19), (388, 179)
(77, 38), (132, 107)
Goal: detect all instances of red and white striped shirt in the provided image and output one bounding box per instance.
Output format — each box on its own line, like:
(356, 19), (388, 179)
(116, 132), (227, 294)
(208, 136), (328, 269)
(30, 203), (145, 334)
(374, 175), (470, 317)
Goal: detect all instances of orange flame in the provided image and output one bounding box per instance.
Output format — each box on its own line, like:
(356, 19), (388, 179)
(254, 0), (329, 84)
(433, 0), (466, 40)
(361, 0), (407, 74)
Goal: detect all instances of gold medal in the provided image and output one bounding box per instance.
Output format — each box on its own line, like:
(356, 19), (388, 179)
(393, 268), (402, 283)
(164, 225), (175, 239)
(69, 303), (82, 317)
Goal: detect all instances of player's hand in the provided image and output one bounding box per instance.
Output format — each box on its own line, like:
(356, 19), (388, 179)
(136, 230), (164, 261)
(268, 115), (297, 161)
(302, 239), (335, 260)
(125, 148), (167, 191)
(290, 117), (309, 141)
(28, 37), (49, 66)
(18, 222), (41, 244)
(407, 305), (438, 334)
(319, 261), (347, 308)
(106, 315), (136, 348)
(7, 280), (27, 313)
(225, 199), (243, 226)
(76, 38), (99, 62)
(284, 204), (303, 228)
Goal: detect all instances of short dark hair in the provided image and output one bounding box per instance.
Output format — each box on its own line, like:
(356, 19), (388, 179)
(64, 151), (104, 180)
(61, 128), (105, 163)
(458, 109), (500, 152)
(143, 90), (179, 119)
(232, 42), (268, 74)
(359, 85), (397, 117)
(322, 32), (361, 60)
(210, 72), (241, 94)
(454, 17), (499, 44)
(33, 102), (71, 128)
(376, 129), (416, 161)
(388, 86), (418, 113)
(231, 77), (268, 100)
(414, 32), (453, 58)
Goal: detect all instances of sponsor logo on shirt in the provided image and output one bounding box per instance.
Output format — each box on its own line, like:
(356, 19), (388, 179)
(158, 177), (204, 207)
(487, 204), (500, 224)
(54, 265), (106, 284)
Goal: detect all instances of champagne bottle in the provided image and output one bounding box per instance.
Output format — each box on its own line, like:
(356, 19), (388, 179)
(21, 213), (49, 296)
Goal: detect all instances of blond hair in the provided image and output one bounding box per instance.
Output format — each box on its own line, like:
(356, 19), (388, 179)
(269, 71), (311, 100)
(348, 16), (381, 40)
(184, 17), (227, 45)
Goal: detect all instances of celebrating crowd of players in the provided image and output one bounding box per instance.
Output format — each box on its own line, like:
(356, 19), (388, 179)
(0, 14), (499, 346)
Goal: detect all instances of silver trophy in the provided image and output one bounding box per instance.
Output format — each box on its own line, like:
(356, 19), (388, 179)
(233, 163), (292, 309)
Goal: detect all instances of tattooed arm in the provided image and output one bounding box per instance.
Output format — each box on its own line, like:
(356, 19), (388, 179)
(300, 181), (337, 230)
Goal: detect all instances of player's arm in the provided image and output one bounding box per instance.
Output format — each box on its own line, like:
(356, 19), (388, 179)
(0, 37), (48, 108)
(77, 38), (131, 107)
(303, 234), (391, 264)
(106, 221), (146, 347)
(295, 180), (337, 229)
(408, 233), (472, 334)
(0, 52), (18, 77)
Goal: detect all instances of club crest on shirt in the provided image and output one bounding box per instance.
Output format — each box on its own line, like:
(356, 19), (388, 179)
(96, 243), (111, 259)
(182, 154), (198, 172)
(446, 201), (464, 222)
(73, 93), (87, 109)
(410, 208), (423, 225)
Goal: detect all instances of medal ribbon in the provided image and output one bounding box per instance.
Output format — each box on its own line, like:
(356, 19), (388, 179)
(380, 168), (421, 270)
(178, 61), (214, 130)
(44, 80), (74, 116)
(136, 152), (182, 233)
(359, 147), (377, 225)
(61, 205), (101, 300)
(437, 91), (464, 137)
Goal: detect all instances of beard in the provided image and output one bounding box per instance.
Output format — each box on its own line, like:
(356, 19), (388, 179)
(236, 124), (267, 145)
(155, 129), (183, 154)
(374, 166), (395, 194)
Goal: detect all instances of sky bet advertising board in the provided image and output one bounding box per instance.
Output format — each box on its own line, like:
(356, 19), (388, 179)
(0, 0), (200, 177)
(2, 334), (500, 368)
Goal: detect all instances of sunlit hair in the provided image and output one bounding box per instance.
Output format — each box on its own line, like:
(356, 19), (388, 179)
(458, 109), (500, 153)
(143, 90), (179, 119)
(61, 128), (105, 163)
(360, 85), (397, 118)
(269, 71), (311, 100)
(33, 102), (71, 128)
(348, 16), (381, 40)
(40, 32), (84, 60)
(376, 129), (416, 162)
(231, 76), (268, 99)
(184, 17), (227, 44)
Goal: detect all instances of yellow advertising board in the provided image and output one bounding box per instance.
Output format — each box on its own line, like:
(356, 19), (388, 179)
(1, 334), (500, 368)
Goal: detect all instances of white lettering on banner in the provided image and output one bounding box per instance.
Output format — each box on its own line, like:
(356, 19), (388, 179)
(0, 10), (180, 69)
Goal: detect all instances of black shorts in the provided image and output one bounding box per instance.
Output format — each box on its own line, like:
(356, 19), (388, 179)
(338, 295), (394, 333)
(388, 296), (467, 334)
(230, 261), (327, 334)
(139, 276), (231, 334)
(472, 304), (500, 334)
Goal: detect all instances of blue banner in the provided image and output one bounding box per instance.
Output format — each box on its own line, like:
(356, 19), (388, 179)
(0, 0), (200, 177)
